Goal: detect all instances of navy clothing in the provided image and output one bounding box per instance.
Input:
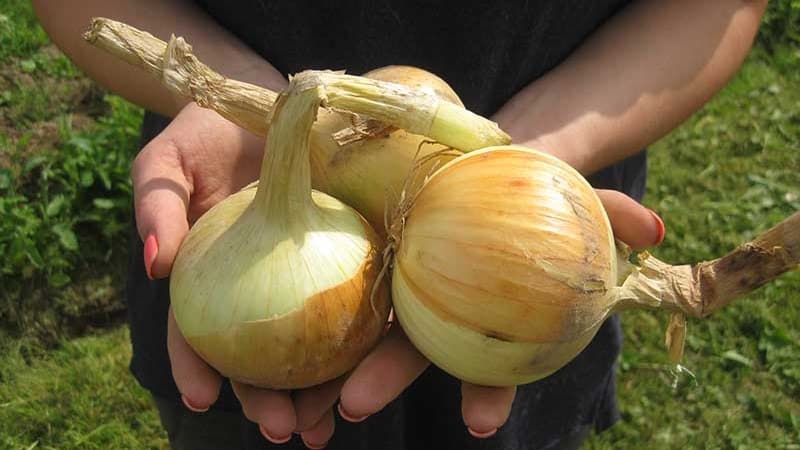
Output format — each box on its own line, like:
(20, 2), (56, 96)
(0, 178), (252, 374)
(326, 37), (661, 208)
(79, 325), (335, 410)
(127, 1), (646, 448)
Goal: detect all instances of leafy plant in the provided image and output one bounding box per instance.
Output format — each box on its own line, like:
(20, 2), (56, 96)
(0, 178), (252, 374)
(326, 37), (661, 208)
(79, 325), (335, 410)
(758, 0), (800, 51)
(0, 95), (142, 341)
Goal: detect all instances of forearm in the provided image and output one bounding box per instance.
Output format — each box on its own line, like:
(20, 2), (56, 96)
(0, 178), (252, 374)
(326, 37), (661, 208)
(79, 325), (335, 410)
(32, 0), (286, 117)
(493, 0), (767, 175)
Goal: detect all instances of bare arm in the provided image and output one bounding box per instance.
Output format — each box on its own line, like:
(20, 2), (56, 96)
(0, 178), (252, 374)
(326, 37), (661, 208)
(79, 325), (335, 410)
(32, 0), (287, 117)
(493, 0), (768, 175)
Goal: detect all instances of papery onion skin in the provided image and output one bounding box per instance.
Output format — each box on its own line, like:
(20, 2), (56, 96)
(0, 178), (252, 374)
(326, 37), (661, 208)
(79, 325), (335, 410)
(171, 186), (390, 389)
(171, 85), (390, 390)
(392, 146), (617, 387)
(309, 66), (464, 232)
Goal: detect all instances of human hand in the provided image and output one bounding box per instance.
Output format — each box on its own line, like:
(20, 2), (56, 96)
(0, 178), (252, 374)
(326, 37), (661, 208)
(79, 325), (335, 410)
(134, 102), (265, 279)
(138, 103), (359, 448)
(137, 104), (666, 446)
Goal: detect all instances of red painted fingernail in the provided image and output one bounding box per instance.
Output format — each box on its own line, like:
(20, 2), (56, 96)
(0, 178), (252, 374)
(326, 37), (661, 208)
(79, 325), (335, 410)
(181, 394), (209, 413)
(468, 427), (497, 439)
(144, 234), (158, 280)
(647, 209), (666, 246)
(302, 437), (328, 450)
(259, 424), (291, 444)
(337, 403), (368, 423)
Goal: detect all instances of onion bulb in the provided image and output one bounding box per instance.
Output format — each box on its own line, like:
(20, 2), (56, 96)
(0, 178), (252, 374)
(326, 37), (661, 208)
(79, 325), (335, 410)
(392, 146), (800, 386)
(84, 19), (471, 232)
(308, 65), (464, 230)
(169, 70), (508, 388)
(169, 77), (391, 389)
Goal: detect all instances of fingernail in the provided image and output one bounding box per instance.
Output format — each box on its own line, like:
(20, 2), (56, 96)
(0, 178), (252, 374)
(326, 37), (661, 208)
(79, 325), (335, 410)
(259, 424), (292, 444)
(181, 394), (209, 413)
(144, 234), (158, 280)
(468, 427), (498, 439)
(337, 403), (368, 423)
(647, 209), (666, 246)
(302, 437), (328, 450)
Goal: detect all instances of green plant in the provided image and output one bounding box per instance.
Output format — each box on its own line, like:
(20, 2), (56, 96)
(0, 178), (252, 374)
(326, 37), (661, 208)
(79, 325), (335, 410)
(0, 0), (48, 63)
(758, 0), (800, 51)
(0, 327), (168, 449)
(0, 95), (142, 341)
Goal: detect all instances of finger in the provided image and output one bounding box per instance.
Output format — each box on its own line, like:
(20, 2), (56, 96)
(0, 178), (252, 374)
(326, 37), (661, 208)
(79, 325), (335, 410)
(231, 381), (296, 444)
(299, 409), (335, 450)
(294, 375), (347, 432)
(460, 383), (516, 438)
(595, 189), (665, 249)
(132, 135), (191, 279)
(167, 308), (222, 411)
(339, 326), (429, 422)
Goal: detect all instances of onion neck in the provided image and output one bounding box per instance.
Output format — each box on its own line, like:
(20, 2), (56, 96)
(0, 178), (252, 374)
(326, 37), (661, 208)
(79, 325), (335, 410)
(254, 87), (321, 219)
(610, 230), (793, 364)
(612, 210), (799, 318)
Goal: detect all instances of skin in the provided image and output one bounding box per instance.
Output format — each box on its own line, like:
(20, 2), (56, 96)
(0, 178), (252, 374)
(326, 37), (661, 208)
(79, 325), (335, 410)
(33, 0), (767, 446)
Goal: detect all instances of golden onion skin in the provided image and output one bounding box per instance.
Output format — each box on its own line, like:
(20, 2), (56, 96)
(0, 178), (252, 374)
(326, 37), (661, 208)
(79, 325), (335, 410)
(171, 74), (392, 391)
(309, 66), (464, 232)
(364, 66), (462, 105)
(171, 185), (390, 389)
(392, 146), (617, 386)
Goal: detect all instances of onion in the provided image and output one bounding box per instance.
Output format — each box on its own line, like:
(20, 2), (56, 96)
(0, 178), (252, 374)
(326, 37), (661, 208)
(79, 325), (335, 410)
(85, 19), (469, 232)
(168, 70), (507, 388)
(391, 146), (800, 386)
(309, 65), (464, 230)
(169, 75), (391, 389)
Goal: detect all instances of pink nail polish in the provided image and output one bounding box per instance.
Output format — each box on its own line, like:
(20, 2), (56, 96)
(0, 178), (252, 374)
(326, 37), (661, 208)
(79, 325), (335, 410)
(181, 395), (209, 413)
(302, 437), (329, 450)
(468, 427), (497, 439)
(647, 209), (666, 246)
(259, 424), (292, 444)
(337, 402), (368, 423)
(144, 234), (158, 280)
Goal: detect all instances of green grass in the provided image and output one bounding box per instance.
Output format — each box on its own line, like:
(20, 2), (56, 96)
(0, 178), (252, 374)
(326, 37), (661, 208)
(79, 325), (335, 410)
(0, 327), (168, 449)
(0, 0), (142, 345)
(1, 1), (799, 449)
(1, 93), (142, 345)
(586, 48), (800, 449)
(0, 0), (48, 63)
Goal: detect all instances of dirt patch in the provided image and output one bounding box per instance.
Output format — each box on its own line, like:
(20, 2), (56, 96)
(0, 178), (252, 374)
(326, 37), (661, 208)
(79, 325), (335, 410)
(0, 44), (107, 135)
(0, 46), (104, 168)
(1, 251), (129, 348)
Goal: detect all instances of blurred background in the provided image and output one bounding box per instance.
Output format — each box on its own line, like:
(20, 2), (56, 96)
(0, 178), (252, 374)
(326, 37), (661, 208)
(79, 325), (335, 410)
(0, 1), (798, 448)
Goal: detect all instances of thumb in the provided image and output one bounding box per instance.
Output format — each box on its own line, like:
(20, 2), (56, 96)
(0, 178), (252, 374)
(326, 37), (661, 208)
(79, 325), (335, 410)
(132, 136), (192, 279)
(595, 189), (665, 250)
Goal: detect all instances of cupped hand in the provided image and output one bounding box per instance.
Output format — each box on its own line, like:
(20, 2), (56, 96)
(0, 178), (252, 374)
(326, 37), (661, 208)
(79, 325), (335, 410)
(137, 104), (666, 447)
(134, 102), (264, 279)
(139, 103), (354, 448)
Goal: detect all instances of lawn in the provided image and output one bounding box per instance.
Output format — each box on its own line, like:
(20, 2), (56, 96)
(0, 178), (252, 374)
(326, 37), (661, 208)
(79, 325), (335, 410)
(1, 1), (798, 449)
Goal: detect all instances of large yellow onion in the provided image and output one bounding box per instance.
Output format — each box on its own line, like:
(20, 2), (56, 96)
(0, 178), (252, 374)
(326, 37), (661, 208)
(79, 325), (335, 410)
(393, 146), (800, 387)
(308, 65), (463, 230)
(392, 147), (616, 386)
(170, 78), (390, 389)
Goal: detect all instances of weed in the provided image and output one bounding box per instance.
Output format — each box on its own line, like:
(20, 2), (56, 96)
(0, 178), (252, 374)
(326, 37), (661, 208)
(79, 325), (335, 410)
(0, 95), (142, 343)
